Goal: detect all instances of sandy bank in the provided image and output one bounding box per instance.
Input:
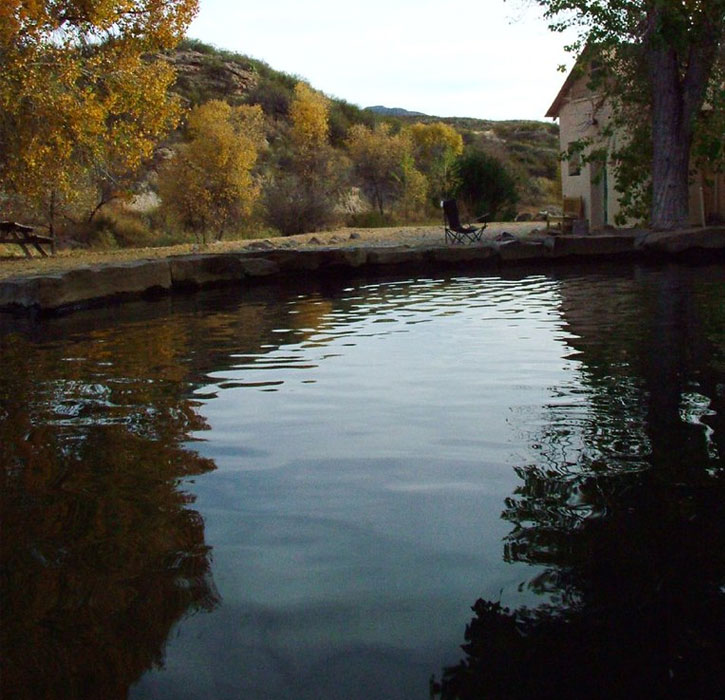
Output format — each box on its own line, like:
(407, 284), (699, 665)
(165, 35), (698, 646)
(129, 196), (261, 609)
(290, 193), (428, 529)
(0, 223), (538, 281)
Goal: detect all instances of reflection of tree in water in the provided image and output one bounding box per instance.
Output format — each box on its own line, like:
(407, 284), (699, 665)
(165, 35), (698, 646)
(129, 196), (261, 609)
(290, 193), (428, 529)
(0, 283), (344, 698)
(437, 266), (725, 699)
(0, 321), (221, 699)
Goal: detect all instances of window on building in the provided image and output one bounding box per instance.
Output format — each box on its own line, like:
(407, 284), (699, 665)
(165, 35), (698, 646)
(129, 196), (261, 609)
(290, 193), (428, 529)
(568, 144), (582, 176)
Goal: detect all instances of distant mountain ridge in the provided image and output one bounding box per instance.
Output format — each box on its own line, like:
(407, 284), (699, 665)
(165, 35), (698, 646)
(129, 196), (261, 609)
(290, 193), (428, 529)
(365, 105), (428, 117)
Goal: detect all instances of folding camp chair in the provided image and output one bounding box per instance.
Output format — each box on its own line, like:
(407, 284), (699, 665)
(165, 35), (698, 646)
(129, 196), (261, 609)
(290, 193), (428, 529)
(442, 199), (488, 244)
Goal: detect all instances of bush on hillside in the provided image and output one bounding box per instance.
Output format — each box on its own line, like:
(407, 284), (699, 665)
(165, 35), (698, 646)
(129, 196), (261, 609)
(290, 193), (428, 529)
(263, 170), (344, 235)
(246, 81), (294, 118)
(346, 210), (396, 228)
(328, 100), (377, 147)
(82, 209), (156, 249)
(452, 149), (519, 221)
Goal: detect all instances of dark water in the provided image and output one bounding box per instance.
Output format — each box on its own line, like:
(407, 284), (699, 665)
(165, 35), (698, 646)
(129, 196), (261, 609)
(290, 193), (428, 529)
(1, 263), (723, 699)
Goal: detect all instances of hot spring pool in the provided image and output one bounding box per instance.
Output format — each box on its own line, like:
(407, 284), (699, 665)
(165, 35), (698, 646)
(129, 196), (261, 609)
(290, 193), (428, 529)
(2, 262), (723, 698)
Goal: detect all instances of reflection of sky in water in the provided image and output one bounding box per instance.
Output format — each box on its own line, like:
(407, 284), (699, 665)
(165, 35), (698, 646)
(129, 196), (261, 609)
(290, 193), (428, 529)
(133, 276), (582, 699)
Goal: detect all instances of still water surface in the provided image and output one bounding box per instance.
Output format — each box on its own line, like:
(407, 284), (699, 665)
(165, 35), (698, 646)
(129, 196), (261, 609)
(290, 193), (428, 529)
(1, 263), (723, 698)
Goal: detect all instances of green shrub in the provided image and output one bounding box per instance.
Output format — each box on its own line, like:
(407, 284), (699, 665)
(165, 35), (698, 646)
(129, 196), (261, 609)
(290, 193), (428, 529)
(452, 149), (519, 221)
(246, 81), (293, 118)
(328, 100), (376, 147)
(177, 38), (218, 55)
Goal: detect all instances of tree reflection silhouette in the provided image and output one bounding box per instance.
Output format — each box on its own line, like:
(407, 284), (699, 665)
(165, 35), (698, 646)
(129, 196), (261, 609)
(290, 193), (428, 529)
(0, 330), (219, 698)
(437, 266), (725, 699)
(0, 284), (336, 698)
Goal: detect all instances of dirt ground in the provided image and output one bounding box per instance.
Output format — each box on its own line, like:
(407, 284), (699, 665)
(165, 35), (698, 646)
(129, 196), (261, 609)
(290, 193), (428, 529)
(0, 222), (542, 281)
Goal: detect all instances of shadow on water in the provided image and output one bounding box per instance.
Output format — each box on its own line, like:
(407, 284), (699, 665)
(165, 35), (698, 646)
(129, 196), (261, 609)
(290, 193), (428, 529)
(435, 264), (725, 699)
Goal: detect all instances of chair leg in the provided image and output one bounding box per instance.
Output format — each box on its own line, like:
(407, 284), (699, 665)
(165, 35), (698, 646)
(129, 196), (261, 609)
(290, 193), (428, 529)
(446, 228), (463, 244)
(447, 227), (485, 245)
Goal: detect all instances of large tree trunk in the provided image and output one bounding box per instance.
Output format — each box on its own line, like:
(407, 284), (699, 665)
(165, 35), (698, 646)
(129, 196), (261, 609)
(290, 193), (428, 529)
(48, 189), (58, 255)
(645, 4), (724, 230)
(648, 45), (692, 230)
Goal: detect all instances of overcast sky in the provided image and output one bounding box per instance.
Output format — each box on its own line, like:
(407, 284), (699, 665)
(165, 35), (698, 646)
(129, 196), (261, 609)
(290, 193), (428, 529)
(188, 0), (577, 122)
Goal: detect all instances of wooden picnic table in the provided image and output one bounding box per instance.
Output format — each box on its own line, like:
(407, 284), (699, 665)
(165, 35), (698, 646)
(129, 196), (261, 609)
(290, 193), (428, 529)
(0, 221), (54, 257)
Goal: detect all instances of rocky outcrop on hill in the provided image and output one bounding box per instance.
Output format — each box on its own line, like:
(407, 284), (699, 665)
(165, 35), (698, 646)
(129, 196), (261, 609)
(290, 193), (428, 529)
(160, 49), (259, 104)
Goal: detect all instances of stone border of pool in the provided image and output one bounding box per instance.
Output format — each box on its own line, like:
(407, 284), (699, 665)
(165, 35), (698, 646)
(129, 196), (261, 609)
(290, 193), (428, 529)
(1, 227), (723, 315)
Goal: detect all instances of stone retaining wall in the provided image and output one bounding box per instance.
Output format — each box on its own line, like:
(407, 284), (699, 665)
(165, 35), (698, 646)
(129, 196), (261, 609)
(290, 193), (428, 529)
(1, 228), (723, 315)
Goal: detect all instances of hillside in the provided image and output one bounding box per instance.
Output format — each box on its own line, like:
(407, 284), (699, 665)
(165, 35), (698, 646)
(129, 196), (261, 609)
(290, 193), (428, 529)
(378, 112), (561, 207)
(1, 38), (563, 257)
(166, 39), (377, 146)
(167, 40), (560, 211)
(0, 39), (562, 255)
(365, 106), (560, 182)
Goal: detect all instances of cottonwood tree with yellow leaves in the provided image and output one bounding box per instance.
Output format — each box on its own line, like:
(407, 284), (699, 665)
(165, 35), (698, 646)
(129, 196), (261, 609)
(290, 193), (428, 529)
(407, 122), (464, 204)
(289, 83), (330, 156)
(158, 101), (265, 242)
(264, 82), (349, 234)
(346, 123), (427, 219)
(0, 0), (198, 240)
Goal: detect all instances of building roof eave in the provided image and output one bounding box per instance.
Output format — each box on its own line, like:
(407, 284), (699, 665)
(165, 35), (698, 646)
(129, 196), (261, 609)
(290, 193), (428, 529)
(545, 66), (578, 119)
(545, 45), (601, 119)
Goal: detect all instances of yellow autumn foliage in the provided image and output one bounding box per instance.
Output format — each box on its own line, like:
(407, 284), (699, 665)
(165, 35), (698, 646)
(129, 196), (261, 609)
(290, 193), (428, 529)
(346, 123), (427, 217)
(263, 82), (348, 234)
(159, 101), (265, 242)
(0, 1), (198, 228)
(407, 122), (464, 164)
(289, 83), (330, 154)
(406, 122), (464, 200)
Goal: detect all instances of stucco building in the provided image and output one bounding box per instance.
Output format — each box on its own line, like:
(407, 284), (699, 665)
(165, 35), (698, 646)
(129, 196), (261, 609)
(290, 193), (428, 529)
(546, 64), (724, 230)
